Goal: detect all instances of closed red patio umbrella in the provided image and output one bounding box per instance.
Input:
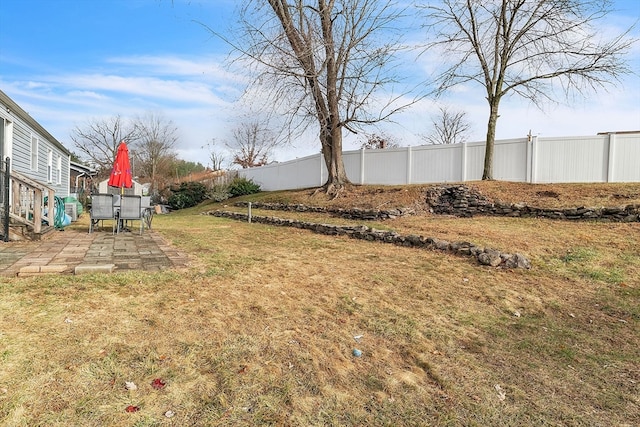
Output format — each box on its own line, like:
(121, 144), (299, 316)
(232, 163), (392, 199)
(108, 141), (133, 194)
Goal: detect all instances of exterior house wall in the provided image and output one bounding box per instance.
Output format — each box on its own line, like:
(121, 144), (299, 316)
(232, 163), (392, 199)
(0, 89), (70, 198)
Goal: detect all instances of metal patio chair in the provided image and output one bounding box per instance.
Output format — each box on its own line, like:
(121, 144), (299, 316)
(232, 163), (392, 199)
(89, 194), (116, 233)
(118, 195), (143, 235)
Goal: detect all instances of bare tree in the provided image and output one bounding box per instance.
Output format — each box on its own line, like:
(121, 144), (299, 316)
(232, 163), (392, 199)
(360, 133), (400, 149)
(422, 106), (471, 145)
(70, 115), (139, 177)
(203, 139), (226, 171)
(132, 112), (178, 190)
(419, 0), (635, 179)
(226, 122), (276, 169)
(220, 0), (411, 194)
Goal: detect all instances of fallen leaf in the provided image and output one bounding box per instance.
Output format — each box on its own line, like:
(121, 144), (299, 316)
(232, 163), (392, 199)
(125, 405), (140, 413)
(494, 384), (506, 401)
(237, 365), (248, 374)
(151, 378), (166, 390)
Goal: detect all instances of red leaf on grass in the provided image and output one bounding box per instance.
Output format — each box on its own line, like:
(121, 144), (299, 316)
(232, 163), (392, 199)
(151, 378), (166, 390)
(125, 405), (140, 413)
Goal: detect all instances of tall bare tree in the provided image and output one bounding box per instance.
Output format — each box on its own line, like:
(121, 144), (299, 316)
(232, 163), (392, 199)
(422, 106), (471, 145)
(419, 0), (635, 179)
(133, 112), (179, 190)
(223, 0), (411, 193)
(226, 122), (276, 169)
(70, 115), (139, 177)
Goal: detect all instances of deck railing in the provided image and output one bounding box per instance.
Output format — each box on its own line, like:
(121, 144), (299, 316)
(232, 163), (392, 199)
(1, 157), (9, 241)
(8, 169), (55, 234)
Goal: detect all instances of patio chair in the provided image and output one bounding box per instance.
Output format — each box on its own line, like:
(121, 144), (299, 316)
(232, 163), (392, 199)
(89, 194), (116, 233)
(141, 196), (154, 230)
(119, 195), (143, 235)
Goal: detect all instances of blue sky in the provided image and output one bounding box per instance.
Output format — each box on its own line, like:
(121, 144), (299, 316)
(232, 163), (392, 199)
(1, 0), (639, 167)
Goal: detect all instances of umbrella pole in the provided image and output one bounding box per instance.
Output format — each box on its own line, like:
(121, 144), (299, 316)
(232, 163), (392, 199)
(119, 185), (124, 232)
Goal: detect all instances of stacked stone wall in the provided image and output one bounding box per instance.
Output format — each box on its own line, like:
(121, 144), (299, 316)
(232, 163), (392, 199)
(234, 202), (414, 221)
(425, 185), (639, 222)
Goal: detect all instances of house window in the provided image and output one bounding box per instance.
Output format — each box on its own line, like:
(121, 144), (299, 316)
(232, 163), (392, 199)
(56, 155), (62, 185)
(31, 135), (38, 170)
(47, 150), (53, 183)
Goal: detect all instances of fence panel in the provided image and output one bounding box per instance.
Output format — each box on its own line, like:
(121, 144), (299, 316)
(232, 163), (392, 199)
(360, 148), (408, 185)
(493, 139), (528, 182)
(535, 136), (608, 183)
(240, 133), (639, 191)
(242, 155), (326, 191)
(343, 151), (363, 184)
(409, 144), (461, 183)
(610, 134), (640, 182)
(463, 142), (487, 181)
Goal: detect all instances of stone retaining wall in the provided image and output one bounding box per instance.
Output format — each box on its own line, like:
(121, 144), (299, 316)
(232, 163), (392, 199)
(425, 185), (640, 222)
(205, 210), (531, 269)
(234, 202), (414, 220)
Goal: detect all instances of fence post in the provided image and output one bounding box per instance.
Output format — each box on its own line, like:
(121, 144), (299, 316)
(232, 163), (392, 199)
(461, 143), (467, 182)
(248, 202), (252, 223)
(406, 146), (412, 184)
(529, 135), (538, 183)
(607, 133), (616, 183)
(360, 148), (365, 185)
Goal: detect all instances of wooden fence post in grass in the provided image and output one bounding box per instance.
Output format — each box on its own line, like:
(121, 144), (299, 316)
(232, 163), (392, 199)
(248, 202), (252, 223)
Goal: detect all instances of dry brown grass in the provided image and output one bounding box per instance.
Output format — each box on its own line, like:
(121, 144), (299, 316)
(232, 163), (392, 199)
(0, 182), (638, 426)
(244, 181), (640, 211)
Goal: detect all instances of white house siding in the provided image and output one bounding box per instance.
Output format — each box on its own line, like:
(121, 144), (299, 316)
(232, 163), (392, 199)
(240, 133), (640, 191)
(0, 90), (70, 197)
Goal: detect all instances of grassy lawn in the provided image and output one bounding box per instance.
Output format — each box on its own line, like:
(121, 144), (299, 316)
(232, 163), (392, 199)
(0, 183), (638, 426)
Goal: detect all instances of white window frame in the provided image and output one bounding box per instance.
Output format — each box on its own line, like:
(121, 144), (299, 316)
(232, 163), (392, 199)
(56, 155), (62, 185)
(47, 150), (53, 183)
(30, 135), (39, 170)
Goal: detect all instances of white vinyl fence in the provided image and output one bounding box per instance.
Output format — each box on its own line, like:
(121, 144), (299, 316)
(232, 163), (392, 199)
(240, 133), (640, 191)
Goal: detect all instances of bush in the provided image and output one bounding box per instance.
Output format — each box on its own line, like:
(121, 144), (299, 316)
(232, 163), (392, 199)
(207, 183), (231, 202)
(168, 182), (208, 210)
(228, 178), (261, 197)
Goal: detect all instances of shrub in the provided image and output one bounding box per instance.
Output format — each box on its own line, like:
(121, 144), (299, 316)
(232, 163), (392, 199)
(206, 183), (231, 202)
(168, 182), (208, 210)
(228, 178), (261, 197)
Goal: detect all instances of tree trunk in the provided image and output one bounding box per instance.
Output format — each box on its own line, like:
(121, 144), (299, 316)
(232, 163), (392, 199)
(320, 121), (350, 193)
(482, 100), (500, 180)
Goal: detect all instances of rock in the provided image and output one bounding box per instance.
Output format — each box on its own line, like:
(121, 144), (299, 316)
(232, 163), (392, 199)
(478, 251), (503, 267)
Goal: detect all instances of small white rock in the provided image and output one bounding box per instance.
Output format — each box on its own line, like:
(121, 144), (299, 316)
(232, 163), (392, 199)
(164, 410), (175, 418)
(125, 381), (137, 391)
